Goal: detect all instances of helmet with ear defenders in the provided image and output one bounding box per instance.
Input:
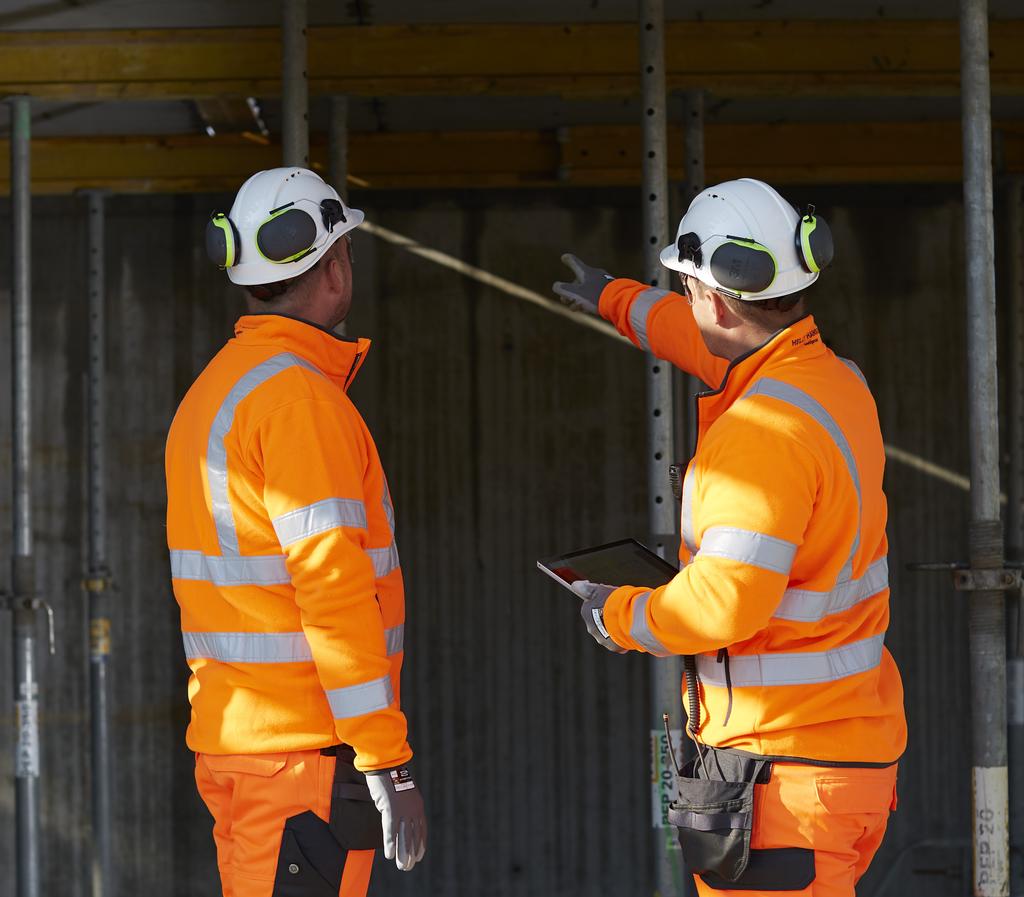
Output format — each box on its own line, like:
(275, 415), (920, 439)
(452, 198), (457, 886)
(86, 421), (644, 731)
(206, 167), (364, 286)
(661, 178), (832, 301)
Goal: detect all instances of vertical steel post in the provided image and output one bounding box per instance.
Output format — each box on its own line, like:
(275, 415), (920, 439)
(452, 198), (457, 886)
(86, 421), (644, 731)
(328, 95), (349, 336)
(1006, 175), (1024, 897)
(681, 90), (705, 450)
(328, 95), (349, 200)
(640, 4), (684, 895)
(9, 93), (41, 897)
(960, 1), (1010, 894)
(281, 0), (309, 167)
(84, 189), (114, 897)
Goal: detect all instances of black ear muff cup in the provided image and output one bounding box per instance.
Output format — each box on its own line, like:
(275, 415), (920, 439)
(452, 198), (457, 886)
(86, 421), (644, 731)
(206, 213), (241, 269)
(802, 215), (834, 273)
(796, 207), (835, 273)
(709, 241), (777, 294)
(257, 208), (318, 263)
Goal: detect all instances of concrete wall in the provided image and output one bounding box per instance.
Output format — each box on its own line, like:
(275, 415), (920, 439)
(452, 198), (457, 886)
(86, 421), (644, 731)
(0, 183), (993, 896)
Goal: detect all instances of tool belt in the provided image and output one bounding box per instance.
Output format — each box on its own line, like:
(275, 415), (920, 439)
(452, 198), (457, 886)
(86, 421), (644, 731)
(667, 656), (816, 891)
(271, 745), (381, 896)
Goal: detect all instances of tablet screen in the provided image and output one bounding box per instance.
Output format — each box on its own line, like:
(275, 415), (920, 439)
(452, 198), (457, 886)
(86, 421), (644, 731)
(537, 538), (679, 592)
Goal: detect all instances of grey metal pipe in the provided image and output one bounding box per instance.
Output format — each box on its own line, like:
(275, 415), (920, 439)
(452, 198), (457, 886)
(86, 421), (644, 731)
(281, 0), (309, 167)
(960, 1), (1010, 894)
(329, 95), (349, 199)
(1005, 176), (1024, 897)
(85, 189), (114, 897)
(10, 93), (41, 897)
(640, 3), (685, 895)
(328, 96), (349, 336)
(682, 90), (705, 449)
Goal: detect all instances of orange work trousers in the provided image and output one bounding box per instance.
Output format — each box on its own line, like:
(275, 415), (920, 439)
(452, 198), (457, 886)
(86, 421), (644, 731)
(195, 748), (376, 897)
(694, 762), (898, 897)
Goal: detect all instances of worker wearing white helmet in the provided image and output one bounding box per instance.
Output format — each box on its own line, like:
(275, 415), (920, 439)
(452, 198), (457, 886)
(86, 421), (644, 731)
(553, 178), (904, 897)
(169, 167), (426, 897)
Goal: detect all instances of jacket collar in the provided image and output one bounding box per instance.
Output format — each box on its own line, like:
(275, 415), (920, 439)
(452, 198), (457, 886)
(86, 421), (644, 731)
(698, 315), (825, 421)
(233, 314), (371, 390)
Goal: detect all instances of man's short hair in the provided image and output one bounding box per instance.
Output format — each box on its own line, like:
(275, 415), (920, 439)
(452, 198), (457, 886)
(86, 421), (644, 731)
(723, 292), (806, 331)
(246, 257), (323, 302)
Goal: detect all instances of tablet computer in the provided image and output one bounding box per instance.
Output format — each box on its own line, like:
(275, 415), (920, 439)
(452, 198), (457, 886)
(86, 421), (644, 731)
(537, 538), (679, 594)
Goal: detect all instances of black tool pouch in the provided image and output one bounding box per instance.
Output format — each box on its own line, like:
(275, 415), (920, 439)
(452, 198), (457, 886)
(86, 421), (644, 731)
(324, 745), (383, 851)
(271, 745), (382, 897)
(668, 750), (768, 882)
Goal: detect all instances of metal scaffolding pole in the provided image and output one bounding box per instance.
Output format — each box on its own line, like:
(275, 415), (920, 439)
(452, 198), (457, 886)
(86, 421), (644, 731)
(329, 96), (349, 336)
(1006, 175), (1024, 897)
(281, 0), (309, 167)
(681, 90), (705, 451)
(640, 3), (684, 895)
(329, 96), (349, 199)
(83, 189), (114, 897)
(9, 93), (41, 897)
(960, 1), (1010, 894)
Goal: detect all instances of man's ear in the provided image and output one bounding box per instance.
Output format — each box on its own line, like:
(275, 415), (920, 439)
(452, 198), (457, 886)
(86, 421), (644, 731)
(324, 246), (347, 294)
(708, 290), (731, 326)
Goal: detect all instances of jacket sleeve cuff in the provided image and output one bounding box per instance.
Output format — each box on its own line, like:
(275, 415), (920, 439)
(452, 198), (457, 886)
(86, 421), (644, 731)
(601, 584), (649, 651)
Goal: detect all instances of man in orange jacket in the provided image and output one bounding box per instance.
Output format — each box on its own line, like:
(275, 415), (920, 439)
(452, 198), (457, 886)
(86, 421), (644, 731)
(166, 167), (426, 897)
(553, 178), (905, 897)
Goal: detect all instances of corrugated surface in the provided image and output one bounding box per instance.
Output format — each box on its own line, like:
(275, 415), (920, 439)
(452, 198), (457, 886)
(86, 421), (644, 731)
(0, 185), (990, 896)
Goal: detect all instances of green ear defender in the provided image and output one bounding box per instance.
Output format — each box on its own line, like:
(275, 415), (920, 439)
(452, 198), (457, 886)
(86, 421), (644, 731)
(795, 205), (835, 274)
(206, 212), (241, 269)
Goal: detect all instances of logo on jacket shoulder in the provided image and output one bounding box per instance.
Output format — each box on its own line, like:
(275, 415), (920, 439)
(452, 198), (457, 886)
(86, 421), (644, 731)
(791, 327), (820, 348)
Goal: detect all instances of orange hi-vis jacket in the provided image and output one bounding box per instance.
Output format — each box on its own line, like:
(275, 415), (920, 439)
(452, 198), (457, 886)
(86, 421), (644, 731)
(599, 280), (906, 765)
(165, 314), (411, 772)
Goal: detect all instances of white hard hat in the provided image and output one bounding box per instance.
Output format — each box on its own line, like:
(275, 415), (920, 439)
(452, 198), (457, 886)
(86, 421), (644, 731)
(205, 167), (364, 286)
(660, 178), (833, 301)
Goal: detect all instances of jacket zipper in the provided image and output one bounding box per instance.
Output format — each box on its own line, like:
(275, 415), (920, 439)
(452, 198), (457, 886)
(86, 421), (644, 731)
(343, 351), (363, 390)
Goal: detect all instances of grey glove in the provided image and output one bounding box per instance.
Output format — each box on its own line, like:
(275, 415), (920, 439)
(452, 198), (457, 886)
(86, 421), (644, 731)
(552, 253), (616, 315)
(365, 765), (427, 871)
(571, 580), (627, 653)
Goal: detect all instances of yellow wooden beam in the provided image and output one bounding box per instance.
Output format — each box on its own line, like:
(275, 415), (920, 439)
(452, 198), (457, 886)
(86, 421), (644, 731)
(0, 21), (1021, 100)
(1, 121), (1021, 194)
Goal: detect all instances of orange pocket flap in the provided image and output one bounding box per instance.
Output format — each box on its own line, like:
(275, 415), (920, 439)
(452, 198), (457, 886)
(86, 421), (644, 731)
(814, 771), (897, 815)
(200, 753), (288, 778)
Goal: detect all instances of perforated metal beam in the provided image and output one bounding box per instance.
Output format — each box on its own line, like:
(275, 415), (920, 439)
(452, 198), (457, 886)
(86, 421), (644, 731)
(1, 121), (1022, 194)
(0, 21), (1021, 100)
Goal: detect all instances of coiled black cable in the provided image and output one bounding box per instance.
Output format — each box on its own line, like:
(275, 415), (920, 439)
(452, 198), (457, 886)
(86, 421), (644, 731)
(683, 654), (700, 735)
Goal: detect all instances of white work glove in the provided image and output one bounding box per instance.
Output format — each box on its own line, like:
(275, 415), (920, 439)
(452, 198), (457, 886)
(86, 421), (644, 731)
(365, 765), (427, 871)
(571, 580), (627, 653)
(552, 253), (616, 315)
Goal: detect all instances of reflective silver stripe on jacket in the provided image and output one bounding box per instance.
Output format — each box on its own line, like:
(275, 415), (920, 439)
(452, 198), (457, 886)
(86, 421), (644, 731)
(774, 557), (889, 623)
(183, 631), (312, 663)
(326, 675), (394, 719)
(629, 287), (670, 352)
(697, 526), (797, 575)
(369, 543), (401, 578)
(369, 478), (401, 578)
(839, 357), (868, 387)
(742, 377), (862, 566)
(170, 549), (290, 586)
(696, 633), (885, 687)
(207, 352), (323, 556)
(385, 624), (405, 656)
(630, 591), (672, 657)
(272, 498), (368, 547)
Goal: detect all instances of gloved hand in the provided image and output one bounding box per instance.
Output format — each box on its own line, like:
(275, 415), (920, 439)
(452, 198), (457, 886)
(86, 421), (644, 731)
(365, 765), (427, 871)
(552, 253), (616, 315)
(571, 580), (627, 653)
